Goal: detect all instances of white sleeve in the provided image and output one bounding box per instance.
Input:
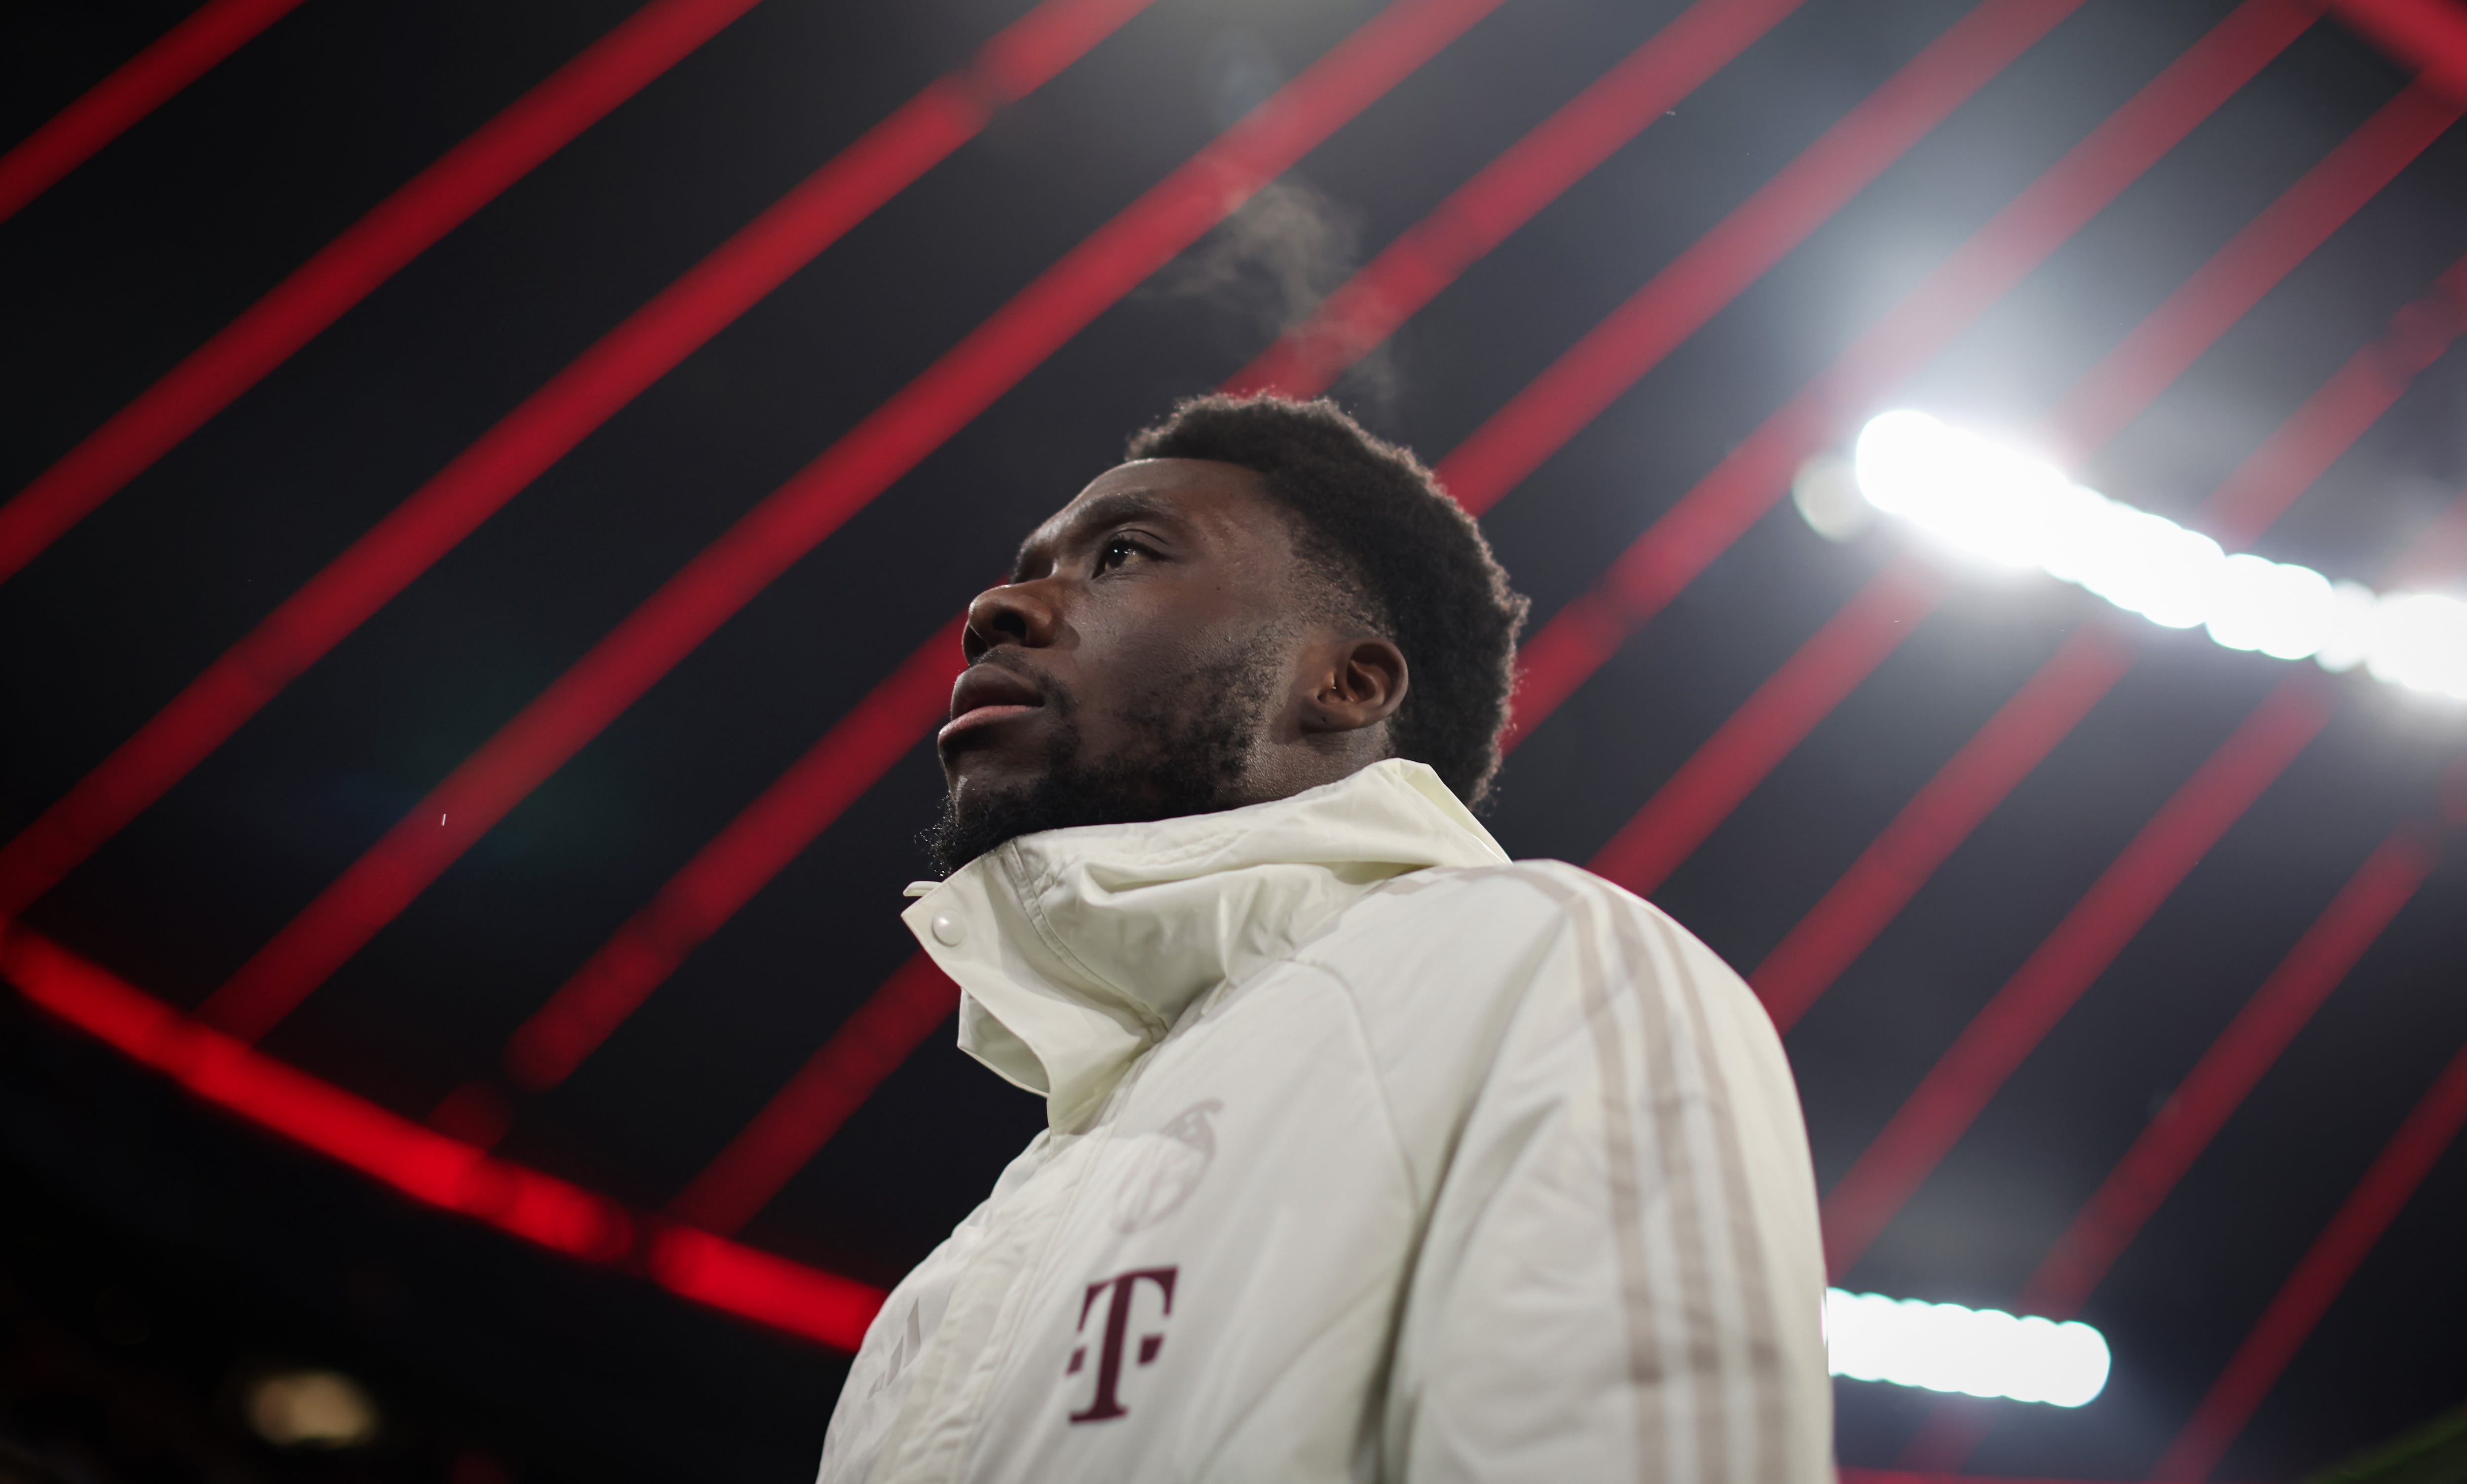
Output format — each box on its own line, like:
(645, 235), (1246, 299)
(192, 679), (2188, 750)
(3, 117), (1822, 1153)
(1386, 871), (1833, 1483)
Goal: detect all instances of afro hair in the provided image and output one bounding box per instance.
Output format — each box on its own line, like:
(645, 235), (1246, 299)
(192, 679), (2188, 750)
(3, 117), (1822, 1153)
(1125, 393), (1528, 807)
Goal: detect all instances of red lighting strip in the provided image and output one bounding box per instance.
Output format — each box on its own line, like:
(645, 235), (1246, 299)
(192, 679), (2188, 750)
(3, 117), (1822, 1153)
(1431, 0), (2091, 516)
(1497, 0), (2320, 749)
(644, 1226), (886, 1353)
(0, 0), (775, 588)
(1754, 625), (2133, 1029)
(505, 621), (964, 1089)
(0, 0), (1154, 927)
(1227, 0), (1815, 398)
(486, 0), (2267, 1216)
(1584, 80), (2465, 901)
(0, 0), (309, 225)
(1896, 817), (2447, 1471)
(1818, 674), (2339, 1277)
(490, 0), (2094, 1109)
(485, 0), (1851, 1101)
(2053, 77), (2464, 453)
(0, 920), (883, 1352)
(1751, 249), (2467, 1028)
(1588, 557), (1945, 894)
(2201, 253), (2467, 552)
(2154, 1030), (2467, 1481)
(2329, 0), (2467, 99)
(668, 952), (960, 1234)
(2025, 824), (2445, 1320)
(195, 0), (1514, 1044)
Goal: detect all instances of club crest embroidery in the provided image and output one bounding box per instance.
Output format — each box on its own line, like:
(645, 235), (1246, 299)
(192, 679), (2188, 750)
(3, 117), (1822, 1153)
(1111, 1099), (1221, 1233)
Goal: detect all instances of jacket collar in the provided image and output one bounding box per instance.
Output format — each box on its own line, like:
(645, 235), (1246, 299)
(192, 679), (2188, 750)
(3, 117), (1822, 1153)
(902, 759), (1509, 1128)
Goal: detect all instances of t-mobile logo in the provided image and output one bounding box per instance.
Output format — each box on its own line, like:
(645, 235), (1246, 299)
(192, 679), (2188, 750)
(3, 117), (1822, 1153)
(1066, 1266), (1177, 1423)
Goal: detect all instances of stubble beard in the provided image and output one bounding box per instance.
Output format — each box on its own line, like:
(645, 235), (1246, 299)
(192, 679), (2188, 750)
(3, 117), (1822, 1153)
(919, 641), (1285, 877)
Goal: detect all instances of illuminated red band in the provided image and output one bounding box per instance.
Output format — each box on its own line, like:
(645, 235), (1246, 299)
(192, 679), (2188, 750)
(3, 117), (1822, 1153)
(0, 0), (1158, 926)
(1819, 675), (2342, 1277)
(1750, 252), (2467, 1027)
(1231, 0), (1817, 398)
(2155, 1031), (2467, 1479)
(0, 921), (883, 1352)
(0, 0), (775, 586)
(195, 0), (1517, 1043)
(541, 0), (2272, 1223)
(1895, 818), (2448, 1471)
(1500, 0), (2322, 751)
(488, 0), (1857, 1110)
(1585, 80), (2464, 901)
(667, 952), (961, 1235)
(521, 0), (2089, 1154)
(0, 0), (308, 224)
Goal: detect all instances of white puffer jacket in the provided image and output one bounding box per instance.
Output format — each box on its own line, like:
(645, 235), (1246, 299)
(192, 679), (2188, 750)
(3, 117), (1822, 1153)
(819, 759), (1832, 1483)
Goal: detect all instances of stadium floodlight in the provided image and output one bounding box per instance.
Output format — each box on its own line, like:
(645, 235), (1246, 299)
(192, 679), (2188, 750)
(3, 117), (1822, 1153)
(1844, 410), (2467, 703)
(1824, 1287), (2110, 1408)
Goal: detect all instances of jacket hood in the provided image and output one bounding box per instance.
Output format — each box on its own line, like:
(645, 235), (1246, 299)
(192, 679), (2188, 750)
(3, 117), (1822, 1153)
(901, 759), (1509, 1128)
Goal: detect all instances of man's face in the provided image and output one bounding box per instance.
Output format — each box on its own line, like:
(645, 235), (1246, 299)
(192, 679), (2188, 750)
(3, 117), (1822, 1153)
(925, 458), (1352, 872)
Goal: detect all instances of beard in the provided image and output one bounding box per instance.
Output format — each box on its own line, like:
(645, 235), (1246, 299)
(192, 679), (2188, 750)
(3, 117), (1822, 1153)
(920, 641), (1284, 877)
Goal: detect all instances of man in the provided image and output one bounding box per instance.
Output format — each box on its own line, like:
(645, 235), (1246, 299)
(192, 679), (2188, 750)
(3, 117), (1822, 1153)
(820, 395), (1832, 1482)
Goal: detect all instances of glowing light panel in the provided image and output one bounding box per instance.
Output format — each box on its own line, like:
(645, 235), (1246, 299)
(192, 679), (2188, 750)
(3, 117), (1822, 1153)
(1849, 410), (2467, 702)
(1824, 1287), (2110, 1407)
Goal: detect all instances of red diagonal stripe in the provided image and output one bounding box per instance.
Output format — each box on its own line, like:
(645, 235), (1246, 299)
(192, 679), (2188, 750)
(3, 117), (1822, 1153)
(1754, 625), (2138, 1028)
(1895, 808), (2437, 1469)
(504, 621), (963, 1090)
(1588, 557), (1945, 895)
(2154, 1030), (2467, 1481)
(482, 0), (1843, 1103)
(2052, 77), (2466, 453)
(1820, 674), (2339, 1277)
(0, 0), (308, 224)
(0, 0), (1154, 924)
(1896, 818), (2446, 1471)
(0, 920), (885, 1352)
(2201, 254), (2467, 551)
(2329, 0), (2467, 99)
(0, 0), (773, 587)
(493, 0), (2167, 1179)
(1434, 0), (2090, 515)
(195, 0), (1514, 1043)
(1585, 78), (2462, 901)
(1500, 0), (2321, 750)
(645, 1226), (887, 1353)
(667, 952), (960, 1234)
(1228, 0), (1815, 398)
(1749, 249), (2467, 1027)
(2030, 825), (2443, 1319)
(1889, 484), (2467, 1474)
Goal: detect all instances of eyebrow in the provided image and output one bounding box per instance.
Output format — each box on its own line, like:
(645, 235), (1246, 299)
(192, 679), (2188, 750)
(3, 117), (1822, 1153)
(1011, 489), (1176, 577)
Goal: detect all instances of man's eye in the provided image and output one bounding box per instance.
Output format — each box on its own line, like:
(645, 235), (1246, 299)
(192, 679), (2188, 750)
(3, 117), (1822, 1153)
(1096, 537), (1146, 572)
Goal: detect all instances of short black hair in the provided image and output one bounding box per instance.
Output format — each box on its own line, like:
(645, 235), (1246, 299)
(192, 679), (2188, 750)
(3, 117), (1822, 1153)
(1125, 393), (1528, 807)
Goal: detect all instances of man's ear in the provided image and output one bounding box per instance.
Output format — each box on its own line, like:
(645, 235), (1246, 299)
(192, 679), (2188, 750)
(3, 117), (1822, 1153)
(1299, 636), (1408, 734)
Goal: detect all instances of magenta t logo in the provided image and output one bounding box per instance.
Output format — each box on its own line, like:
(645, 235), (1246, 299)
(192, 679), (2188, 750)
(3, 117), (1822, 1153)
(1066, 1266), (1177, 1423)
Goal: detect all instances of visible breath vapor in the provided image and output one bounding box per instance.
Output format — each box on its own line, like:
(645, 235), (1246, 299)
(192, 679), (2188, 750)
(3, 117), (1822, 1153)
(1148, 177), (1401, 416)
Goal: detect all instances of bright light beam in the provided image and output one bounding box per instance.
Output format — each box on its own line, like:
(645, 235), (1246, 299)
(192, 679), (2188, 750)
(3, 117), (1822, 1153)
(1847, 410), (2467, 701)
(1824, 1287), (2110, 1407)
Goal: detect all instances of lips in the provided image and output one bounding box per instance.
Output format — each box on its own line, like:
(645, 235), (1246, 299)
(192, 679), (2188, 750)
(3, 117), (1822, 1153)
(940, 663), (1046, 746)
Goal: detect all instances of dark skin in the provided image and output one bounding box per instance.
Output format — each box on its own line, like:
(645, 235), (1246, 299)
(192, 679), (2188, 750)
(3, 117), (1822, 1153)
(937, 458), (1408, 825)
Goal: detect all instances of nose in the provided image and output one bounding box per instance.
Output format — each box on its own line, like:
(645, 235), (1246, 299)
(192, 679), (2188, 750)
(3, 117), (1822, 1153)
(962, 580), (1062, 662)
